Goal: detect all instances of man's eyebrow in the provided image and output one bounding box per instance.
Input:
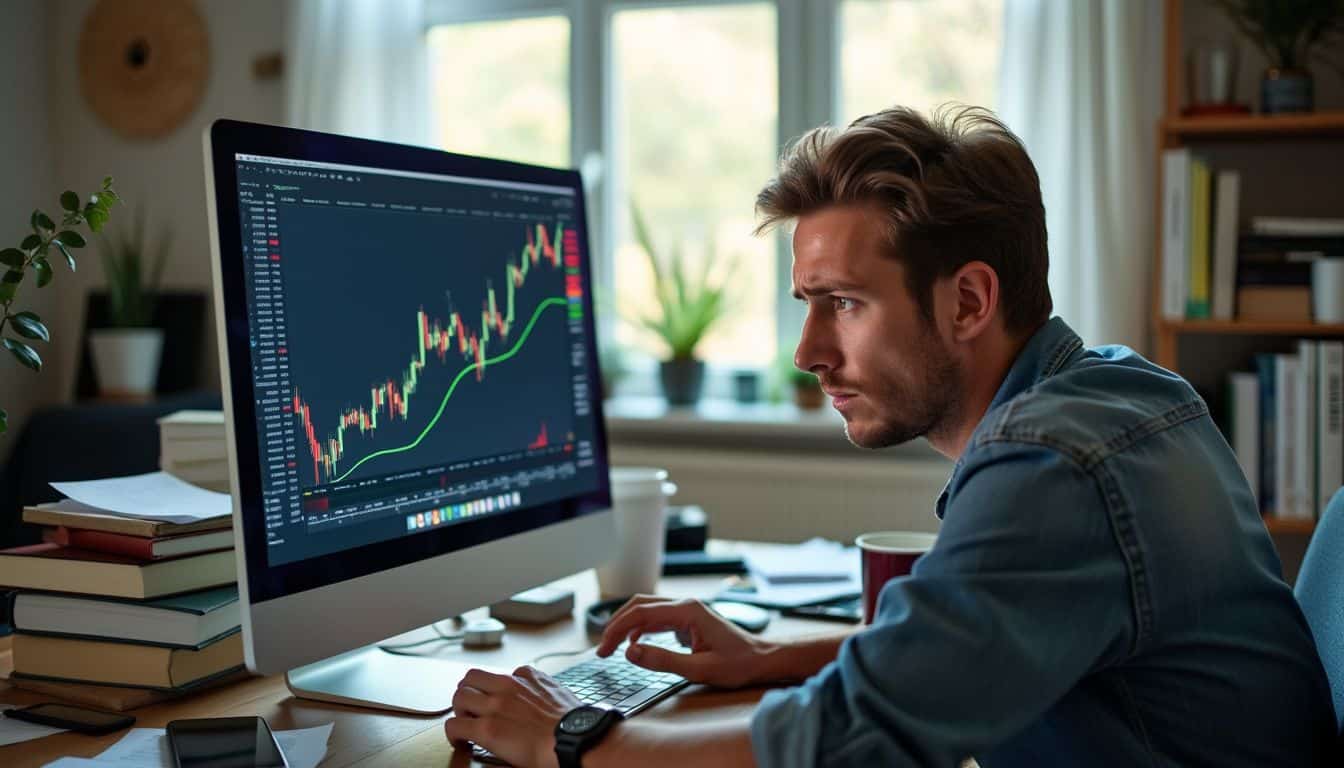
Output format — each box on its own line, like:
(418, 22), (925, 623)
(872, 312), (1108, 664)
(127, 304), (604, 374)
(791, 280), (865, 300)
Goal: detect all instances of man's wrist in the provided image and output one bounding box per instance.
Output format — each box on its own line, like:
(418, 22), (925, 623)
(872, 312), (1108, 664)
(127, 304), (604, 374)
(756, 631), (850, 683)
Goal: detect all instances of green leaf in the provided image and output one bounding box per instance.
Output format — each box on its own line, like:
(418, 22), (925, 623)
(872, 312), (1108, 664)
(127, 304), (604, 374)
(2, 269), (23, 284)
(0, 249), (23, 268)
(31, 210), (54, 232)
(60, 190), (79, 212)
(103, 175), (114, 189)
(33, 258), (52, 288)
(10, 311), (48, 342)
(20, 234), (40, 251)
(4, 338), (41, 371)
(53, 240), (76, 271)
(55, 230), (86, 248)
(0, 407), (7, 435)
(101, 189), (121, 206)
(84, 203), (109, 232)
(0, 282), (14, 303)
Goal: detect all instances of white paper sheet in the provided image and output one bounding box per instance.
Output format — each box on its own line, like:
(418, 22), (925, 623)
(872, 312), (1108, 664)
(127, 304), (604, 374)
(50, 472), (231, 524)
(744, 538), (859, 584)
(41, 723), (333, 768)
(0, 714), (66, 746)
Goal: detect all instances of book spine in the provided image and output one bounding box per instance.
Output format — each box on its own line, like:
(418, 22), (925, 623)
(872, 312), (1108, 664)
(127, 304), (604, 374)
(1230, 372), (1261, 506)
(1276, 355), (1298, 519)
(1256, 354), (1278, 515)
(1319, 342), (1344, 516)
(1187, 158), (1211, 319)
(63, 529), (155, 559)
(1212, 171), (1239, 320)
(1162, 149), (1190, 320)
(1296, 341), (1318, 520)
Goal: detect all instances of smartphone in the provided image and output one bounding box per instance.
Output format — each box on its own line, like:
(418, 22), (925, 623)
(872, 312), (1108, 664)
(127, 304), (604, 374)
(166, 716), (288, 768)
(3, 703), (135, 735)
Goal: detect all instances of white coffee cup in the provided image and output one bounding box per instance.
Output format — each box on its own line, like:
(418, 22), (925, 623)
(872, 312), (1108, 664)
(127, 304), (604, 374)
(595, 467), (677, 598)
(1313, 259), (1344, 324)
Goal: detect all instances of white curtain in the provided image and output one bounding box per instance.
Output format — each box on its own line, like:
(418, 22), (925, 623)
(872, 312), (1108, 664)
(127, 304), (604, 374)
(286, 0), (434, 147)
(997, 0), (1163, 351)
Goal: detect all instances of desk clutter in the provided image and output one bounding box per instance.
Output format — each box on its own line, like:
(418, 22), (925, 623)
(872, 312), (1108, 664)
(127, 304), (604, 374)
(1, 461), (242, 711)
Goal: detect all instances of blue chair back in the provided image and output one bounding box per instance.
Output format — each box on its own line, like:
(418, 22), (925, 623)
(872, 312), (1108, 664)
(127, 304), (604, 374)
(1296, 487), (1344, 733)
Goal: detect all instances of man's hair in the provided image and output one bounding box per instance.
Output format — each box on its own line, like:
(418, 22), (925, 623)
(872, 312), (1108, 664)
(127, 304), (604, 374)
(756, 105), (1051, 334)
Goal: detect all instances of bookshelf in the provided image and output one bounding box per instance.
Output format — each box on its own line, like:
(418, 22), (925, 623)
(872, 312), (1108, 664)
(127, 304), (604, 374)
(1152, 0), (1344, 540)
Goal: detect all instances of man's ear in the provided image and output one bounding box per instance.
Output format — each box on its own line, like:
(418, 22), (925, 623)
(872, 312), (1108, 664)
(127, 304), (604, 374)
(950, 261), (998, 342)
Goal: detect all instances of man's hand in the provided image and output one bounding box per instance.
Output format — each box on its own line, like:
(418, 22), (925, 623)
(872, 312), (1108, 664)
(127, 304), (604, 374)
(444, 665), (582, 768)
(596, 595), (780, 688)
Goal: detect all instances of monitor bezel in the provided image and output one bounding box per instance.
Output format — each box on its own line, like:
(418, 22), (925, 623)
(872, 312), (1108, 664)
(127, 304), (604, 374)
(206, 119), (612, 605)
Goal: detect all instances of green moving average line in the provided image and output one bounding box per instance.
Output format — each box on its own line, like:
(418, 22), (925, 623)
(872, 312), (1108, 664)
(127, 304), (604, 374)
(332, 296), (570, 483)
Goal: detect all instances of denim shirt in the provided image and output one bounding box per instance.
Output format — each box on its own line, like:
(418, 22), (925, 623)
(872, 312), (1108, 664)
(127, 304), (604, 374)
(750, 317), (1338, 767)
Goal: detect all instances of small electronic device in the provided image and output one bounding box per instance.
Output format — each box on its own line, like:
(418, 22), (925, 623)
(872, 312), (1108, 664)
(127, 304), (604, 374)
(167, 716), (287, 768)
(461, 617), (507, 648)
(489, 585), (576, 624)
(3, 703), (135, 735)
(781, 595), (863, 624)
(708, 601), (772, 633)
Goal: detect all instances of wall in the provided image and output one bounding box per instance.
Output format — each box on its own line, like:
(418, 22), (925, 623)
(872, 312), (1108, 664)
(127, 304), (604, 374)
(0, 1), (58, 462)
(45, 0), (288, 405)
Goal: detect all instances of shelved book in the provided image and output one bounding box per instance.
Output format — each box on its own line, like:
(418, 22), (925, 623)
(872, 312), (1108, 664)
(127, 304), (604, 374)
(10, 630), (244, 690)
(43, 525), (233, 559)
(158, 410), (229, 493)
(1230, 340), (1344, 520)
(24, 499), (231, 538)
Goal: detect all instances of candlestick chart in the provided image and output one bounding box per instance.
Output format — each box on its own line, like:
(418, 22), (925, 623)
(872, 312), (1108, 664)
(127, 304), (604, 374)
(278, 203), (582, 488)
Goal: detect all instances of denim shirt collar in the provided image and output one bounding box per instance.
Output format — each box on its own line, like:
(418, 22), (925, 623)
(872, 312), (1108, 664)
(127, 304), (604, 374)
(934, 316), (1084, 519)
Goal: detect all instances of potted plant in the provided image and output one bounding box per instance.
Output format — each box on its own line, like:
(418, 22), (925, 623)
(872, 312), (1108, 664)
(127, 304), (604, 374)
(629, 202), (735, 406)
(90, 208), (170, 398)
(775, 350), (824, 410)
(1210, 0), (1344, 113)
(0, 178), (121, 434)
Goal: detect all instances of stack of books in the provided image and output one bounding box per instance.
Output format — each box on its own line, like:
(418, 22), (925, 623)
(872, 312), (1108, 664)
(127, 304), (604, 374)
(1227, 340), (1344, 521)
(1160, 146), (1344, 323)
(0, 498), (245, 709)
(158, 410), (229, 493)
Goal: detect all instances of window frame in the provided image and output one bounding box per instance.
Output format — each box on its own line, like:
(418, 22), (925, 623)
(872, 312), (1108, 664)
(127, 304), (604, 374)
(421, 0), (851, 390)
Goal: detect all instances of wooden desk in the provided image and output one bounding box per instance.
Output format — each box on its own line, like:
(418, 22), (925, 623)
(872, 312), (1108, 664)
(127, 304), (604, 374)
(1, 567), (841, 767)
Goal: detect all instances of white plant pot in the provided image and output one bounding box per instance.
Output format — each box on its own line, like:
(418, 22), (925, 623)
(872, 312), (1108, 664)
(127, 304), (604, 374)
(89, 328), (164, 397)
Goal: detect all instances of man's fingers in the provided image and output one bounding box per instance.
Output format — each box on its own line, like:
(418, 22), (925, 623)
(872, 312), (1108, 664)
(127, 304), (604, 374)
(626, 641), (707, 679)
(460, 668), (517, 695)
(451, 685), (495, 718)
(598, 602), (704, 656)
(443, 714), (483, 749)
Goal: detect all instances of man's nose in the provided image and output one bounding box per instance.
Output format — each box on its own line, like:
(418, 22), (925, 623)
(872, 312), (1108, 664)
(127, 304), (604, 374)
(794, 313), (838, 375)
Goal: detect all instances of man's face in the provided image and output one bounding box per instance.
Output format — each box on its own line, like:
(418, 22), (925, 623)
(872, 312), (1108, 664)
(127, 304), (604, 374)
(792, 205), (960, 449)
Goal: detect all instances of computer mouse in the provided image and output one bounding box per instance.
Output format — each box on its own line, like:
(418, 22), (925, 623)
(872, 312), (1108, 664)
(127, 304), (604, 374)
(709, 601), (772, 634)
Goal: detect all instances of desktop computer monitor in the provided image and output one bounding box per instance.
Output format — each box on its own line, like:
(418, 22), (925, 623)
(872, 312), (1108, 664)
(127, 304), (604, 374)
(202, 120), (615, 713)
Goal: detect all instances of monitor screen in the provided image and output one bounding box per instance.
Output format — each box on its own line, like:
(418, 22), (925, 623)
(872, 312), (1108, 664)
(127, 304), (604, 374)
(220, 141), (608, 578)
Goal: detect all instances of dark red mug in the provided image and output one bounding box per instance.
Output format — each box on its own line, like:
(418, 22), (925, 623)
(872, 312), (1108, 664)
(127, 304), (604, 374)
(856, 531), (938, 624)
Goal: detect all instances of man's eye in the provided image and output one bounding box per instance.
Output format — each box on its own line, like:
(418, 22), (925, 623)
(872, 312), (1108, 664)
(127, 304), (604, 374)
(832, 297), (856, 312)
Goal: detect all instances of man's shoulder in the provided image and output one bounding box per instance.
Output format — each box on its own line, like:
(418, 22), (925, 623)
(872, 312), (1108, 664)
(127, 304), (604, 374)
(969, 343), (1208, 469)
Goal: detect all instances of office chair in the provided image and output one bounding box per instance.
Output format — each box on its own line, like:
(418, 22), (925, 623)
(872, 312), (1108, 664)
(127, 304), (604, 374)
(1295, 486), (1344, 734)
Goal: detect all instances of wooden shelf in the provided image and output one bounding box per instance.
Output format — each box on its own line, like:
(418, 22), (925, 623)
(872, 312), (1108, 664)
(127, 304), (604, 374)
(1163, 111), (1344, 141)
(1159, 320), (1344, 336)
(1264, 516), (1316, 535)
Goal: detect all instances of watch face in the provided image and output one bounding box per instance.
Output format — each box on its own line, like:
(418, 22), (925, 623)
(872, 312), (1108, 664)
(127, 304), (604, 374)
(559, 707), (604, 734)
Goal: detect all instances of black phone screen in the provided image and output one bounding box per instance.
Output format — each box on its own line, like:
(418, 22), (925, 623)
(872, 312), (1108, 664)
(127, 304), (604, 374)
(167, 717), (287, 768)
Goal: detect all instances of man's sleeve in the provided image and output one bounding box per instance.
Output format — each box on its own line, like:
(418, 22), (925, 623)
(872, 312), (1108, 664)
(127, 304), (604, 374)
(750, 442), (1138, 767)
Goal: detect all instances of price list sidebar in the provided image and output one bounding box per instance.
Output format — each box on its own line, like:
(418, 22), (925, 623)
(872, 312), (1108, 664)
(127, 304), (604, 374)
(240, 179), (300, 547)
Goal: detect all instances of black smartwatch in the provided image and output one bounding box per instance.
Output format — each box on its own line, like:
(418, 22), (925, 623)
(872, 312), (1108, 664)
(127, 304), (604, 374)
(554, 703), (624, 768)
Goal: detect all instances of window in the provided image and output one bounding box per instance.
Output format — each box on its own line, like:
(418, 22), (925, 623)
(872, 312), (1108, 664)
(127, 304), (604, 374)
(427, 16), (571, 167)
(424, 0), (1004, 391)
(839, 0), (1003, 124)
(609, 3), (778, 368)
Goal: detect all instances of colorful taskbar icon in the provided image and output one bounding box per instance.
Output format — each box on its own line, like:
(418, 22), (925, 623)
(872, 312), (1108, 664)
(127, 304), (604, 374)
(406, 491), (523, 531)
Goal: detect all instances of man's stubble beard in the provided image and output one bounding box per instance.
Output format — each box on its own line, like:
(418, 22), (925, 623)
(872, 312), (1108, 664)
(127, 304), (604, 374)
(844, 331), (962, 450)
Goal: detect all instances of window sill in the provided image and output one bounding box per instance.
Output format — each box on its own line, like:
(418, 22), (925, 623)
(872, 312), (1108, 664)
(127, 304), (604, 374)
(602, 396), (945, 460)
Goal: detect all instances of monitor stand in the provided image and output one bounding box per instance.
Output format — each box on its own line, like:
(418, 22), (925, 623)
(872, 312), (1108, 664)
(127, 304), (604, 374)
(285, 645), (482, 715)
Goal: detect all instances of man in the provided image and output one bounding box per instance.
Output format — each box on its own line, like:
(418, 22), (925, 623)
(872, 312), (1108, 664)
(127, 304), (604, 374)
(444, 106), (1338, 766)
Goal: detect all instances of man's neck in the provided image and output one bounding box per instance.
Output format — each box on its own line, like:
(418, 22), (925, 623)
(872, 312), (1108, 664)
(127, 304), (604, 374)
(925, 329), (1035, 461)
